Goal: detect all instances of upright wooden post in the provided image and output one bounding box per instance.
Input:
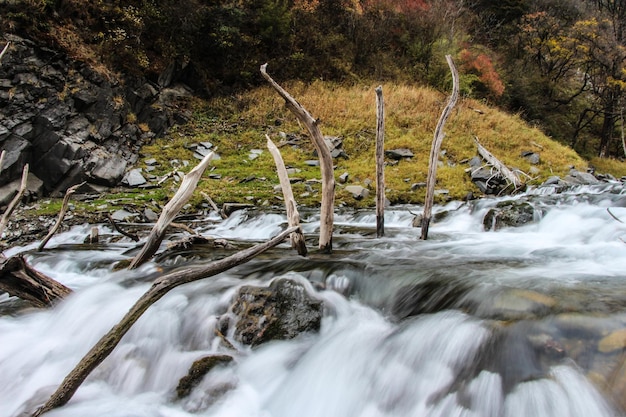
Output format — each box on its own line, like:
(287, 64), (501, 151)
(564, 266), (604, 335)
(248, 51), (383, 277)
(375, 86), (385, 238)
(260, 64), (334, 253)
(266, 135), (307, 256)
(421, 55), (459, 240)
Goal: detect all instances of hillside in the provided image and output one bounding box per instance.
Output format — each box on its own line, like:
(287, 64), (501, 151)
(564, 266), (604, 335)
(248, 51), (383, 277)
(136, 79), (599, 209)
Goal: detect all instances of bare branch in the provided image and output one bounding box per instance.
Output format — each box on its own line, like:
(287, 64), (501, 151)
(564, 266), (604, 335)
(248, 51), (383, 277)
(0, 41), (10, 63)
(128, 152), (214, 269)
(38, 182), (85, 251)
(261, 64), (334, 253)
(31, 225), (299, 417)
(107, 213), (140, 242)
(0, 164), (29, 239)
(421, 56), (459, 240)
(266, 134), (307, 256)
(375, 85), (385, 238)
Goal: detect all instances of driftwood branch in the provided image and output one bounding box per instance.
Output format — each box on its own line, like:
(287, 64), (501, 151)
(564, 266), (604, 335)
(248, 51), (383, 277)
(266, 134), (307, 256)
(128, 151), (214, 269)
(421, 56), (459, 240)
(201, 191), (227, 219)
(31, 225), (299, 417)
(0, 41), (10, 63)
(38, 182), (85, 251)
(375, 85), (386, 238)
(261, 63), (335, 253)
(473, 136), (522, 189)
(0, 164), (29, 239)
(0, 255), (72, 308)
(107, 213), (140, 242)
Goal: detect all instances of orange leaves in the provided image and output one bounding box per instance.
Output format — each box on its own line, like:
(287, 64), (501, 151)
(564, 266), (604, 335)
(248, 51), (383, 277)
(459, 49), (505, 98)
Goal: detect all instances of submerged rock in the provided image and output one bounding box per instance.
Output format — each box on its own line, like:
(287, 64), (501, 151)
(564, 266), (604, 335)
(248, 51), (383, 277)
(176, 355), (234, 398)
(483, 201), (536, 231)
(230, 278), (323, 346)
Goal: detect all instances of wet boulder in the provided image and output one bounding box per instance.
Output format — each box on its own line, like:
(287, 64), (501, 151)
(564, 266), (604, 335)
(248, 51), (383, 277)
(176, 355), (234, 399)
(390, 280), (472, 319)
(230, 278), (323, 346)
(483, 201), (536, 231)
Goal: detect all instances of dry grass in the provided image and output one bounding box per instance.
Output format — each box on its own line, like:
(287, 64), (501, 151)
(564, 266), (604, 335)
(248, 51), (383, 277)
(141, 81), (602, 208)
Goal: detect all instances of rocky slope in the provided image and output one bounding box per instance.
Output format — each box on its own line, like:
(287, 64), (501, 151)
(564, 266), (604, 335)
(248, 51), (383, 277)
(0, 33), (190, 206)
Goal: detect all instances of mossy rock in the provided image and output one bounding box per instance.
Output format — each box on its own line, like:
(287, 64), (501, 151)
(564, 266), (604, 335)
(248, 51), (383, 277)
(176, 354), (234, 399)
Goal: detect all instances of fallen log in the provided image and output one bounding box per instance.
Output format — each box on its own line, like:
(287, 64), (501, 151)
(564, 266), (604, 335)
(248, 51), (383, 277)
(128, 151), (214, 269)
(421, 56), (459, 240)
(261, 63), (335, 253)
(31, 225), (299, 417)
(375, 85), (386, 238)
(267, 134), (307, 256)
(0, 255), (72, 308)
(473, 136), (522, 190)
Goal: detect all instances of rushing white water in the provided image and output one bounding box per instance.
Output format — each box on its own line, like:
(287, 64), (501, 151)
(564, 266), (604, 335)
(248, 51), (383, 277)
(2, 184), (626, 417)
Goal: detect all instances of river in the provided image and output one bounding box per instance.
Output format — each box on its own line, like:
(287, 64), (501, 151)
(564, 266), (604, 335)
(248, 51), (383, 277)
(2, 183), (626, 417)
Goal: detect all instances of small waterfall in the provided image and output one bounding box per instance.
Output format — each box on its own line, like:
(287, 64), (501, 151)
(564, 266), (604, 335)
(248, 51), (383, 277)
(1, 184), (625, 416)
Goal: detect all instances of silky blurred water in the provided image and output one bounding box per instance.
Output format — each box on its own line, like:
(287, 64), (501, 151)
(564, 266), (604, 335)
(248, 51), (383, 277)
(2, 183), (626, 417)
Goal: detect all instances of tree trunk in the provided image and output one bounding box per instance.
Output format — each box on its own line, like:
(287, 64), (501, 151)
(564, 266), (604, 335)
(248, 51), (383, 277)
(599, 102), (616, 157)
(375, 85), (385, 238)
(0, 255), (72, 308)
(421, 56), (459, 240)
(266, 135), (307, 256)
(260, 64), (335, 253)
(31, 226), (299, 417)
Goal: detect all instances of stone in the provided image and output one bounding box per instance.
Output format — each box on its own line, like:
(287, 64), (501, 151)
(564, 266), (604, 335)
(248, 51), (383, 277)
(122, 168), (148, 187)
(230, 278), (323, 346)
(304, 160), (320, 166)
(521, 150), (540, 165)
(385, 148), (414, 160)
(176, 355), (234, 399)
(110, 209), (139, 222)
(483, 201), (536, 231)
(564, 169), (600, 185)
(345, 185), (369, 200)
(598, 328), (626, 353)
(90, 156), (128, 186)
(338, 172), (349, 183)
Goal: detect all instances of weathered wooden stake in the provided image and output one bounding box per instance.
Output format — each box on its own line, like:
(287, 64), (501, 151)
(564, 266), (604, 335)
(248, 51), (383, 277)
(31, 225), (299, 417)
(375, 86), (386, 238)
(266, 134), (307, 256)
(421, 56), (459, 240)
(128, 151), (214, 269)
(260, 64), (335, 253)
(38, 182), (85, 251)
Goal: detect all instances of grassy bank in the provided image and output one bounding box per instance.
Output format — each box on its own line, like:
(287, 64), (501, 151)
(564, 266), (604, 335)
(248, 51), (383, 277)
(138, 81), (596, 209)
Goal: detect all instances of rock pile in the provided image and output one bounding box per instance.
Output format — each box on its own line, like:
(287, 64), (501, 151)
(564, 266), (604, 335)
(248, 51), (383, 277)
(0, 34), (188, 203)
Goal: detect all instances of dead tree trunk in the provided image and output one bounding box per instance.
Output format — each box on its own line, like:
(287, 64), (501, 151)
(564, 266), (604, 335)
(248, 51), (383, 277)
(421, 56), (459, 240)
(260, 64), (335, 253)
(266, 135), (307, 256)
(128, 151), (214, 269)
(0, 255), (72, 308)
(375, 86), (386, 238)
(473, 136), (522, 190)
(0, 164), (29, 238)
(31, 225), (299, 417)
(38, 182), (84, 251)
